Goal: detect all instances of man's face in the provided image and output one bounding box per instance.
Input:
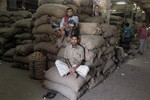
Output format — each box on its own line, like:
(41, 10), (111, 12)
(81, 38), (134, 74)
(71, 37), (78, 46)
(67, 9), (73, 17)
(94, 6), (100, 13)
(142, 23), (146, 27)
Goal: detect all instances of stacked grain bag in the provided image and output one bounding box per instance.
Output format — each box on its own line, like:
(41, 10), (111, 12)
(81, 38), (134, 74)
(12, 18), (34, 69)
(0, 10), (33, 62)
(32, 1), (120, 100)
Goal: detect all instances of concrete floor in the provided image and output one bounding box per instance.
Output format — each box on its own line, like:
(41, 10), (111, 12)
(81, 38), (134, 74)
(0, 41), (150, 100)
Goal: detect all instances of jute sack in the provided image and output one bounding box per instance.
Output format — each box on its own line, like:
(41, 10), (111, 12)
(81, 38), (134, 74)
(2, 56), (13, 62)
(3, 23), (11, 27)
(34, 15), (50, 28)
(13, 10), (32, 18)
(29, 52), (47, 80)
(0, 36), (7, 45)
(38, 0), (68, 5)
(102, 59), (114, 74)
(88, 74), (104, 89)
(72, 0), (93, 7)
(33, 33), (51, 43)
(0, 11), (14, 17)
(34, 4), (68, 19)
(13, 54), (31, 64)
(43, 80), (89, 100)
(3, 48), (16, 57)
(103, 46), (115, 55)
(110, 15), (122, 21)
(84, 16), (104, 24)
(47, 53), (57, 62)
(4, 42), (15, 49)
(0, 27), (15, 39)
(109, 37), (117, 46)
(15, 18), (32, 28)
(78, 7), (93, 15)
(79, 23), (102, 35)
(80, 35), (105, 50)
(78, 14), (90, 22)
(101, 24), (116, 38)
(32, 24), (54, 34)
(0, 16), (10, 22)
(15, 44), (34, 56)
(14, 33), (32, 40)
(34, 42), (59, 54)
(45, 66), (91, 92)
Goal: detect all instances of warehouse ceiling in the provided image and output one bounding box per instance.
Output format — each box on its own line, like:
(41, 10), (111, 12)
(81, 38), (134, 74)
(111, 0), (150, 14)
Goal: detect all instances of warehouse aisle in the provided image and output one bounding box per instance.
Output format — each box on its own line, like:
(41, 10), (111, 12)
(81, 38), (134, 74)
(0, 40), (150, 100)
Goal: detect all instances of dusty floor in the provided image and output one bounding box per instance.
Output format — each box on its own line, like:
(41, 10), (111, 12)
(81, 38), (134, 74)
(0, 41), (150, 100)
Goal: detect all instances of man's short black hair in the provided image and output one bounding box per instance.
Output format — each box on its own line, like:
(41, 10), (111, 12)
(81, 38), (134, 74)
(126, 23), (129, 27)
(66, 7), (74, 12)
(71, 34), (79, 39)
(94, 5), (100, 8)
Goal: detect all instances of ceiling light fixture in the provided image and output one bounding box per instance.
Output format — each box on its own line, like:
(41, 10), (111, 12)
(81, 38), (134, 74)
(116, 1), (126, 5)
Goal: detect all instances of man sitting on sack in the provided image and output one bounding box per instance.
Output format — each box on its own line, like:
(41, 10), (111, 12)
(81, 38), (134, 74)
(51, 7), (79, 42)
(55, 35), (89, 78)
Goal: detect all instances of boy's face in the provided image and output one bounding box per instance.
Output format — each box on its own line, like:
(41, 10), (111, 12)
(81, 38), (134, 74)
(71, 37), (78, 46)
(67, 9), (73, 16)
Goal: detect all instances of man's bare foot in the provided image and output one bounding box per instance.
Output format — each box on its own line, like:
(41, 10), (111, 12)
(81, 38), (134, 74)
(72, 72), (78, 78)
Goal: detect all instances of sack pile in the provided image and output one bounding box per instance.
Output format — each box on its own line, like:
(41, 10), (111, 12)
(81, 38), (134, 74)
(0, 10), (33, 62)
(32, 1), (124, 100)
(12, 18), (34, 69)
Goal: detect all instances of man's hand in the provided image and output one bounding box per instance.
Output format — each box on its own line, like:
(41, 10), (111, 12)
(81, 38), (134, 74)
(70, 67), (76, 73)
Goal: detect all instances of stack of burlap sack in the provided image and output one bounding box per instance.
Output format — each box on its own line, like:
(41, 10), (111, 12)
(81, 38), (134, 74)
(0, 10), (33, 62)
(30, 1), (124, 100)
(12, 18), (34, 69)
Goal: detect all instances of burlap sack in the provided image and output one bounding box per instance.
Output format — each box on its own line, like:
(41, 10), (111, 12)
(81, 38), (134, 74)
(101, 24), (116, 38)
(3, 48), (16, 57)
(50, 16), (61, 24)
(34, 42), (59, 54)
(47, 53), (57, 62)
(44, 80), (77, 100)
(79, 23), (102, 35)
(45, 66), (91, 92)
(78, 7), (93, 15)
(38, 0), (67, 5)
(0, 36), (7, 45)
(13, 55), (31, 64)
(72, 0), (92, 7)
(84, 16), (104, 24)
(0, 16), (10, 22)
(78, 14), (90, 22)
(21, 40), (33, 44)
(4, 42), (15, 49)
(34, 15), (50, 28)
(0, 27), (15, 39)
(15, 44), (34, 56)
(32, 24), (54, 34)
(80, 35), (105, 50)
(103, 46), (115, 55)
(2, 56), (13, 62)
(102, 59), (115, 74)
(0, 11), (14, 17)
(4, 23), (11, 27)
(33, 33), (51, 43)
(15, 18), (32, 28)
(12, 62), (29, 70)
(34, 4), (68, 19)
(88, 74), (104, 89)
(109, 37), (117, 46)
(110, 15), (122, 21)
(14, 33), (32, 40)
(13, 10), (32, 18)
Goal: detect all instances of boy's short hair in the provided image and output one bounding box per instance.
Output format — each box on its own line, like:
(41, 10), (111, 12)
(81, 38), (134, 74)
(94, 5), (100, 8)
(66, 7), (74, 12)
